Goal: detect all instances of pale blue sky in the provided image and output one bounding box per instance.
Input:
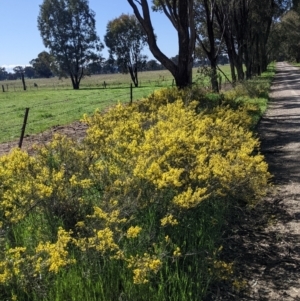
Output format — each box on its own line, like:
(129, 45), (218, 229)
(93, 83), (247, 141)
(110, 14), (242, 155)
(0, 0), (178, 72)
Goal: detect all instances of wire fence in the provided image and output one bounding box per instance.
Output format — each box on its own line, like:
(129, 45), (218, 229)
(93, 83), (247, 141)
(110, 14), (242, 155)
(1, 77), (176, 92)
(0, 77), (232, 153)
(0, 86), (134, 149)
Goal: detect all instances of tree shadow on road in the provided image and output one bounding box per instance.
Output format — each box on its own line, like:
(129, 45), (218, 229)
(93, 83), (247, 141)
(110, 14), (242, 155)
(205, 191), (300, 300)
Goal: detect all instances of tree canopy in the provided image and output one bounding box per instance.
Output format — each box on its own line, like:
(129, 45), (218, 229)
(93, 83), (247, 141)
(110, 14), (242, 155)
(37, 0), (103, 89)
(30, 51), (55, 78)
(0, 68), (7, 81)
(104, 14), (148, 87)
(126, 0), (293, 89)
(271, 5), (300, 62)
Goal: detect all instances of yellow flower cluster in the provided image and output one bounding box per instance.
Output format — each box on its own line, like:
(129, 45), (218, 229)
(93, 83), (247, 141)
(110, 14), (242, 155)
(0, 149), (53, 224)
(35, 227), (75, 273)
(126, 226), (142, 238)
(127, 253), (162, 284)
(75, 227), (119, 254)
(160, 214), (178, 226)
(89, 206), (127, 226)
(212, 260), (234, 280)
(173, 247), (182, 257)
(0, 247), (26, 284)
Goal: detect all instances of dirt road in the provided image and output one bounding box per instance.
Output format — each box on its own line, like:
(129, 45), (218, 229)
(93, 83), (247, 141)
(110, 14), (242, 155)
(211, 62), (300, 300)
(253, 62), (300, 300)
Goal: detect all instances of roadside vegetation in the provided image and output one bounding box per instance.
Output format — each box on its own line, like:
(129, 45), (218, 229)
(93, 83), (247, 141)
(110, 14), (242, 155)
(0, 63), (275, 301)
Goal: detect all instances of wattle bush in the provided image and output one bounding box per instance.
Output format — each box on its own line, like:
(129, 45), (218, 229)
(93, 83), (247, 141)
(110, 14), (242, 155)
(0, 87), (270, 300)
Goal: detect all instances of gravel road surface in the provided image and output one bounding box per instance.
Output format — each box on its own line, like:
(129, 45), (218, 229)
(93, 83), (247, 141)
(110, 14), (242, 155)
(211, 62), (300, 300)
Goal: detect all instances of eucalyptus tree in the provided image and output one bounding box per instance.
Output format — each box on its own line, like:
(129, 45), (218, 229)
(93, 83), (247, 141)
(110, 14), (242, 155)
(13, 66), (24, 79)
(277, 8), (300, 62)
(127, 0), (196, 88)
(0, 68), (7, 81)
(30, 51), (55, 78)
(266, 1), (300, 62)
(104, 14), (148, 87)
(214, 0), (290, 81)
(194, 0), (221, 91)
(244, 0), (291, 76)
(38, 0), (103, 89)
(24, 66), (35, 79)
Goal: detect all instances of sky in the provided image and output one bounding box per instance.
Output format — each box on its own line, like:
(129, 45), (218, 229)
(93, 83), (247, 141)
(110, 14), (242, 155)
(0, 0), (178, 72)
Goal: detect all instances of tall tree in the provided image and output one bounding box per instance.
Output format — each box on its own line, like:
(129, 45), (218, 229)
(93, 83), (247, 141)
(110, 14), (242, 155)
(127, 0), (196, 88)
(214, 0), (290, 81)
(195, 0), (221, 92)
(38, 0), (103, 89)
(104, 14), (148, 87)
(277, 9), (300, 62)
(146, 59), (163, 70)
(13, 66), (24, 79)
(0, 68), (8, 81)
(24, 66), (35, 79)
(30, 51), (55, 78)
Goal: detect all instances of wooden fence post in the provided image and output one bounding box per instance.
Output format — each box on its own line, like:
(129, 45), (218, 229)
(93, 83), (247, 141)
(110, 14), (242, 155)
(130, 83), (133, 105)
(18, 108), (30, 149)
(1, 85), (4, 92)
(21, 74), (26, 91)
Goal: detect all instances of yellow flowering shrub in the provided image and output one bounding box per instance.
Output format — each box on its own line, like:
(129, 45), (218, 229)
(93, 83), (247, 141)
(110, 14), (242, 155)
(133, 101), (269, 209)
(0, 86), (271, 298)
(35, 227), (76, 274)
(160, 214), (178, 226)
(0, 149), (53, 225)
(74, 226), (119, 255)
(0, 247), (27, 284)
(127, 253), (162, 284)
(127, 226), (142, 238)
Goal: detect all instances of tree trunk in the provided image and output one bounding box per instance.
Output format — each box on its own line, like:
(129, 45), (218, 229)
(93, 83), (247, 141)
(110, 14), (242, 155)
(128, 66), (139, 87)
(21, 74), (26, 91)
(210, 59), (219, 93)
(215, 9), (236, 83)
(228, 52), (237, 83)
(127, 0), (195, 89)
(236, 62), (244, 81)
(73, 82), (80, 89)
(174, 65), (192, 88)
(70, 73), (80, 90)
(233, 44), (245, 81)
(244, 40), (252, 79)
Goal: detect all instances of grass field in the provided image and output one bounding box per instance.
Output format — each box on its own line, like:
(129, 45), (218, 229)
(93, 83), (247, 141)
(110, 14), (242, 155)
(0, 66), (232, 143)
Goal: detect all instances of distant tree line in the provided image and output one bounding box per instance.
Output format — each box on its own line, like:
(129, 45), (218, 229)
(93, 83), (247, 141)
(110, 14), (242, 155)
(268, 0), (300, 63)
(0, 53), (222, 82)
(0, 54), (167, 82)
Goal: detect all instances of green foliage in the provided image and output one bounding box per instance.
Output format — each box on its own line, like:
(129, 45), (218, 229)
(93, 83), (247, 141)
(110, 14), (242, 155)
(38, 0), (104, 89)
(222, 63), (275, 125)
(29, 51), (55, 78)
(104, 14), (148, 87)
